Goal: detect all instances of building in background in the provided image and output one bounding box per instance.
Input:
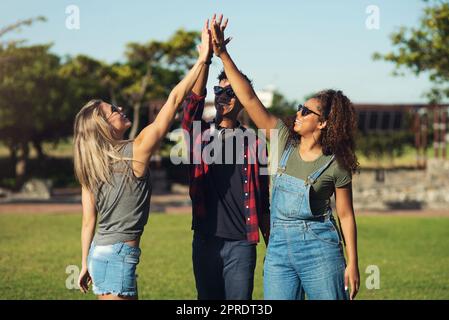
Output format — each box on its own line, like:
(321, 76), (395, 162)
(147, 96), (449, 166)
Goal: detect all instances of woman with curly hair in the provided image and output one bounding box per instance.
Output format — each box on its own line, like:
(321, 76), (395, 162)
(210, 14), (359, 300)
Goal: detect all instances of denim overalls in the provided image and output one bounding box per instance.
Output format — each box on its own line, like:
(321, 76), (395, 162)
(264, 143), (348, 300)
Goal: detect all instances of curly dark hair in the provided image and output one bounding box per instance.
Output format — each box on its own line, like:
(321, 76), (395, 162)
(284, 89), (359, 174)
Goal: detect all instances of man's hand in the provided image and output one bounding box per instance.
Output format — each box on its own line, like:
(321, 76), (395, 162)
(211, 14), (232, 57)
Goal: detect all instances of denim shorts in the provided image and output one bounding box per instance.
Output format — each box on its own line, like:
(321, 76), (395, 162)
(87, 242), (141, 297)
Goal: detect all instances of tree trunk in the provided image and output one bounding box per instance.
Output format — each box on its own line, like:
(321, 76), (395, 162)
(8, 144), (18, 164)
(15, 142), (29, 190)
(128, 67), (152, 139)
(32, 139), (46, 162)
(109, 87), (117, 105)
(129, 102), (141, 139)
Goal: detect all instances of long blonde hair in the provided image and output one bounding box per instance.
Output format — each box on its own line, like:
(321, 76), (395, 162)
(73, 99), (132, 193)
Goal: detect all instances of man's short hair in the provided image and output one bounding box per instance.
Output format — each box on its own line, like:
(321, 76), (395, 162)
(217, 69), (253, 88)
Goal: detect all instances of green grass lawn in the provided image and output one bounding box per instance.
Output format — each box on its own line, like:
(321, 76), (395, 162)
(0, 213), (448, 300)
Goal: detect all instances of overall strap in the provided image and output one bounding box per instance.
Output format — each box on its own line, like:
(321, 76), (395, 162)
(277, 143), (295, 174)
(305, 155), (335, 186)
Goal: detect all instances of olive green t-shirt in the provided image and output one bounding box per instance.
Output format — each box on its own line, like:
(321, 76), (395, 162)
(271, 119), (352, 215)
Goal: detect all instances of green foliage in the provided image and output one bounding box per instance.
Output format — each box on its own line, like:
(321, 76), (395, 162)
(268, 90), (296, 118)
(0, 44), (71, 147)
(0, 17), (80, 187)
(356, 130), (415, 166)
(59, 55), (111, 103)
(0, 16), (46, 49)
(373, 0), (449, 102)
(0, 156), (77, 189)
(0, 17), (201, 184)
(122, 29), (200, 138)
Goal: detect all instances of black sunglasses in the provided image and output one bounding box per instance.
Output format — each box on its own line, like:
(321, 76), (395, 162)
(107, 104), (120, 119)
(297, 104), (321, 117)
(214, 85), (235, 98)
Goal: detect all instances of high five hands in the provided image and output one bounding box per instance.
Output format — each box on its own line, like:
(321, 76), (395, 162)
(197, 19), (213, 63)
(210, 14), (232, 58)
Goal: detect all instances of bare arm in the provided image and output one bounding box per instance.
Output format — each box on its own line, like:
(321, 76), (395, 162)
(134, 59), (207, 154)
(335, 183), (360, 300)
(211, 15), (278, 131)
(78, 186), (96, 293)
(80, 187), (96, 269)
(192, 57), (211, 96)
(132, 20), (211, 172)
(182, 39), (212, 132)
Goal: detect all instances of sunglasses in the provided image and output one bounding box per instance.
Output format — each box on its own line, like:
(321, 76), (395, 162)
(107, 104), (120, 119)
(297, 104), (321, 117)
(214, 85), (235, 98)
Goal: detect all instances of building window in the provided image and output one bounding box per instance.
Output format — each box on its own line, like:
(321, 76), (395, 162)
(369, 112), (378, 131)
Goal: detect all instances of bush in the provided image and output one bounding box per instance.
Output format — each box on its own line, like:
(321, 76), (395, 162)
(356, 130), (415, 165)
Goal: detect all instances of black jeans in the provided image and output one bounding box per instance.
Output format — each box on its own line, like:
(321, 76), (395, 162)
(192, 233), (257, 300)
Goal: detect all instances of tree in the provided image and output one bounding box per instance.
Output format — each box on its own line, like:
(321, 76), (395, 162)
(373, 0), (449, 103)
(0, 44), (70, 187)
(59, 54), (113, 107)
(122, 29), (200, 138)
(0, 17), (68, 188)
(356, 131), (415, 167)
(0, 16), (46, 64)
(268, 90), (297, 119)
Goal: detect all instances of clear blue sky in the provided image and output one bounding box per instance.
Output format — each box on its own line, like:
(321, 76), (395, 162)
(0, 0), (437, 103)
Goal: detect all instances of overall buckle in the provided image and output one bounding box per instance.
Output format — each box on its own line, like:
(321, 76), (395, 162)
(305, 177), (315, 186)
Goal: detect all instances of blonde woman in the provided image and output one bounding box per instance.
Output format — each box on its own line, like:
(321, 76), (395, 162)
(74, 20), (211, 300)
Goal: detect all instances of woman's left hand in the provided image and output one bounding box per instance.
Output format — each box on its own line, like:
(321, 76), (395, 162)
(344, 262), (360, 300)
(197, 19), (212, 63)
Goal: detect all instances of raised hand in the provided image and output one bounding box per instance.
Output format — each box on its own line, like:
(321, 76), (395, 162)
(198, 19), (212, 63)
(211, 14), (232, 57)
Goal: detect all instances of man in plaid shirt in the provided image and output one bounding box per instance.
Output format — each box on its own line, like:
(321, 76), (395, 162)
(182, 51), (270, 299)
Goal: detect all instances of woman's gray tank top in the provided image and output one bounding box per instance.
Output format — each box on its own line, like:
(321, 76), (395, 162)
(93, 142), (152, 245)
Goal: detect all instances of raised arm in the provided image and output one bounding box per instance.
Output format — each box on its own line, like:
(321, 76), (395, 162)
(192, 39), (212, 96)
(211, 14), (278, 131)
(180, 30), (212, 133)
(133, 20), (211, 171)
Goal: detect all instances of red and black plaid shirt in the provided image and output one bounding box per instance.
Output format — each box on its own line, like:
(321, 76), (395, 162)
(181, 92), (270, 244)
